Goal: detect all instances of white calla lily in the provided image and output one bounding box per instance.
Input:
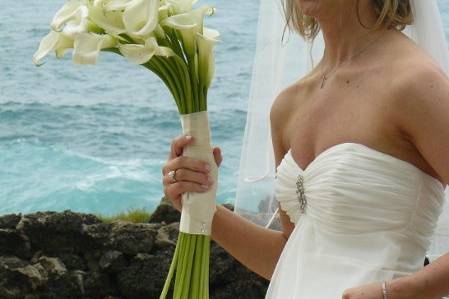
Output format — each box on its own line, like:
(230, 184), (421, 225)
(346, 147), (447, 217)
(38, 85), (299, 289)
(51, 0), (85, 32)
(196, 27), (218, 88)
(87, 0), (126, 35)
(32, 31), (75, 65)
(72, 32), (116, 64)
(103, 0), (130, 11)
(166, 0), (198, 14)
(162, 6), (214, 57)
(60, 6), (89, 38)
(163, 5), (214, 32)
(118, 40), (156, 65)
(123, 0), (159, 37)
(163, 14), (196, 30)
(55, 34), (76, 58)
(119, 37), (174, 64)
(33, 31), (61, 65)
(155, 45), (176, 58)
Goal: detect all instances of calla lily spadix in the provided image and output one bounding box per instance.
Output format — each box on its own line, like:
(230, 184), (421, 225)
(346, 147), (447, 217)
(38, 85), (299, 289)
(34, 0), (220, 297)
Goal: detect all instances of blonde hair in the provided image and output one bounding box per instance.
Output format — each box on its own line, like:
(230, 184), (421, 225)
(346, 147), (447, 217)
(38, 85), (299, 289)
(282, 0), (414, 41)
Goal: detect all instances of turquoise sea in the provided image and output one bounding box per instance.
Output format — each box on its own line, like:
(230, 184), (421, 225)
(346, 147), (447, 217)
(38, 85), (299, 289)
(0, 1), (448, 216)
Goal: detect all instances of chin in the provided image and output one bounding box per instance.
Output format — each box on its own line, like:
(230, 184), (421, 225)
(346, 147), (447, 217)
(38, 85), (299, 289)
(297, 0), (341, 18)
(297, 0), (322, 17)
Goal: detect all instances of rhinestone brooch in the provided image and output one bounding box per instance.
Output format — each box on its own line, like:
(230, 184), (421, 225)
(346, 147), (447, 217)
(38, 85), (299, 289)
(296, 174), (307, 213)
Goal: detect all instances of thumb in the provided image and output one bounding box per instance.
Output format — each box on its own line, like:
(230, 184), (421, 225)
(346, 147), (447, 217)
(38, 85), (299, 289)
(213, 147), (223, 167)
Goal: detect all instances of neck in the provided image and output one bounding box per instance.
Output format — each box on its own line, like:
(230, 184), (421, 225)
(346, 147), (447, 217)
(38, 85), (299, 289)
(317, 0), (385, 68)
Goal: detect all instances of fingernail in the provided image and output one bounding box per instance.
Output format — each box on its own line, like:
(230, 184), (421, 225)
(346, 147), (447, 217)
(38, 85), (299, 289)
(186, 135), (192, 140)
(201, 184), (209, 189)
(205, 164), (211, 172)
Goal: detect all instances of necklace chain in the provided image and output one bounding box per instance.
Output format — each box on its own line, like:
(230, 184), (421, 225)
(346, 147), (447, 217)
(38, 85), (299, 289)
(320, 32), (385, 89)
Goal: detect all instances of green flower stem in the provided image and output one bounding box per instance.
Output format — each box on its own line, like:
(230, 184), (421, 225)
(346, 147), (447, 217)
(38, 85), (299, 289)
(205, 237), (209, 299)
(175, 233), (192, 298)
(102, 48), (183, 113)
(159, 232), (182, 298)
(187, 55), (199, 112)
(161, 233), (210, 299)
(189, 235), (202, 299)
(166, 29), (185, 59)
(176, 235), (189, 298)
(143, 61), (177, 102)
(170, 58), (188, 102)
(157, 57), (186, 112)
(199, 85), (208, 111)
(170, 56), (194, 114)
(181, 236), (196, 297)
(205, 237), (210, 298)
(147, 59), (183, 113)
(173, 234), (186, 298)
(198, 236), (204, 299)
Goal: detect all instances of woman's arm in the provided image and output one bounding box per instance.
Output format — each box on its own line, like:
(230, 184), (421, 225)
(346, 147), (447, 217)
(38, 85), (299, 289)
(343, 62), (449, 299)
(162, 85), (300, 280)
(163, 111), (290, 280)
(210, 205), (288, 280)
(211, 90), (300, 279)
(163, 138), (289, 280)
(386, 62), (449, 299)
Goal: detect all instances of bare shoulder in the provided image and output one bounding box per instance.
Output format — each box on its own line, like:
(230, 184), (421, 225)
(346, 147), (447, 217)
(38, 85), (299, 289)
(270, 75), (312, 130)
(389, 51), (449, 115)
(385, 44), (449, 145)
(270, 78), (312, 238)
(384, 43), (449, 183)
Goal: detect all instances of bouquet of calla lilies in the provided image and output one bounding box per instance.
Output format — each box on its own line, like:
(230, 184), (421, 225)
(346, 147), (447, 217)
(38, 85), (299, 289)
(33, 0), (220, 298)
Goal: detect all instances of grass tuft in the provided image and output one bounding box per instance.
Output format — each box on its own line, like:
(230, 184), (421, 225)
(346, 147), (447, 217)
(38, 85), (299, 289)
(96, 208), (152, 223)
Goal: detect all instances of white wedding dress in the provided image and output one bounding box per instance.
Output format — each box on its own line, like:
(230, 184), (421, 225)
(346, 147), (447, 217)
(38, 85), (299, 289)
(265, 142), (447, 298)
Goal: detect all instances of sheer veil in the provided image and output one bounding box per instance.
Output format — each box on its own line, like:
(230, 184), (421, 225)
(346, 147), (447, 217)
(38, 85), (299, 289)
(234, 0), (449, 261)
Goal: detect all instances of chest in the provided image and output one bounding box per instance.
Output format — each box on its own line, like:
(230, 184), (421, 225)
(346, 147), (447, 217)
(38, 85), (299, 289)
(283, 85), (396, 166)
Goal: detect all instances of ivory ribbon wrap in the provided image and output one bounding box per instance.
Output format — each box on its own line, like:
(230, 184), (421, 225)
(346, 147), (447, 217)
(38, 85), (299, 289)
(179, 111), (218, 235)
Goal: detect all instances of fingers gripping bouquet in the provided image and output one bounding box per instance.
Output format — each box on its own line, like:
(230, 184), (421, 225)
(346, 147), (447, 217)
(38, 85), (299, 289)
(33, 0), (219, 297)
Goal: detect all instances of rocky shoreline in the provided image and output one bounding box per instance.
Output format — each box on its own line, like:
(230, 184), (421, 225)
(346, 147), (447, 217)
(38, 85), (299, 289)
(0, 201), (269, 299)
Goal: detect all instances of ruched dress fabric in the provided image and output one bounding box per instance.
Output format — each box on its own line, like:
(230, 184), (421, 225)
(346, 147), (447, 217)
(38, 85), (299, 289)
(265, 142), (446, 299)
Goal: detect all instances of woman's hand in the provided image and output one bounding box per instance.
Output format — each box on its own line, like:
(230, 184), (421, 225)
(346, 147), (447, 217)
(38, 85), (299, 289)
(162, 134), (223, 212)
(342, 280), (424, 299)
(342, 282), (385, 299)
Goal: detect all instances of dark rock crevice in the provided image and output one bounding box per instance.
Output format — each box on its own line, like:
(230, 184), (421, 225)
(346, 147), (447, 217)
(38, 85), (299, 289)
(0, 204), (269, 299)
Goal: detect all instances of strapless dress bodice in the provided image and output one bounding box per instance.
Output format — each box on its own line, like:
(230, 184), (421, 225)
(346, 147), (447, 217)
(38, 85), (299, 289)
(266, 142), (446, 299)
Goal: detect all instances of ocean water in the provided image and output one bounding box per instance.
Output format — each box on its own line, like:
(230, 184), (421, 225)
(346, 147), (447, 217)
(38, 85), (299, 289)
(0, 1), (448, 216)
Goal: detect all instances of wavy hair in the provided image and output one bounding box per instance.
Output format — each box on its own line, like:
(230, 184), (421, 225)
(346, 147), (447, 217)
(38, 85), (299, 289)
(282, 0), (414, 41)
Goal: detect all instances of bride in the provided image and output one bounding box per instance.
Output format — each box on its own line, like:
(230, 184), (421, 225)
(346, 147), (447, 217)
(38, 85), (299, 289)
(162, 0), (449, 298)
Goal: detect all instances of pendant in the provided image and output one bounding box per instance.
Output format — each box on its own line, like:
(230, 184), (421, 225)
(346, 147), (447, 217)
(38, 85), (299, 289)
(320, 74), (327, 89)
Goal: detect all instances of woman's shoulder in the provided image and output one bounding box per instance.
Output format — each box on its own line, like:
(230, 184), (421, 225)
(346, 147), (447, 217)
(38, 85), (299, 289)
(389, 32), (448, 88)
(270, 72), (316, 126)
(388, 46), (449, 106)
(385, 40), (449, 135)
